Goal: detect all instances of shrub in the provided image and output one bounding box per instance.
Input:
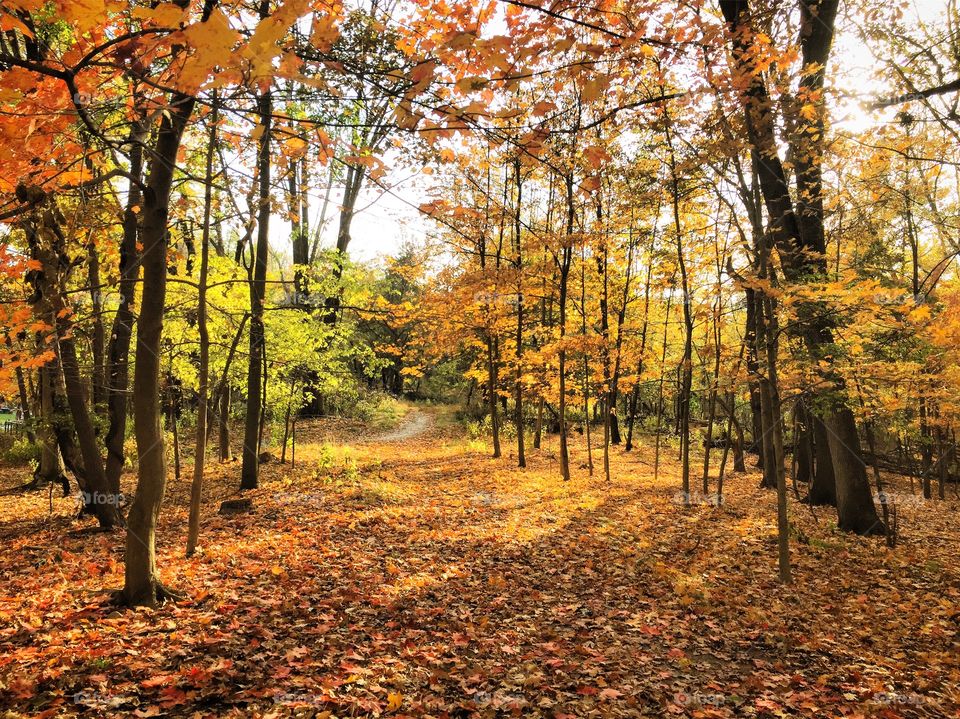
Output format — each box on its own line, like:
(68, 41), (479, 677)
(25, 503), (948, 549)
(2, 437), (40, 465)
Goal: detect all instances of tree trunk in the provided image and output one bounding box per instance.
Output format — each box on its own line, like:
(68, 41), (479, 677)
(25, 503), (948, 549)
(557, 176), (575, 482)
(794, 402), (813, 486)
(18, 192), (121, 528)
(920, 396), (932, 498)
(719, 0), (882, 535)
(7, 336), (36, 445)
(701, 302), (722, 495)
(513, 157), (525, 468)
(187, 97), (217, 557)
(744, 288), (764, 462)
(105, 118), (145, 497)
(754, 290), (778, 490)
(207, 313), (248, 453)
(581, 248), (594, 477)
(807, 414), (838, 505)
(36, 360), (65, 488)
(823, 406), (883, 535)
(653, 291), (673, 482)
(123, 54), (208, 603)
(625, 259), (653, 452)
(55, 306), (120, 526)
(486, 335), (501, 458)
(240, 71), (272, 491)
(664, 112), (692, 505)
(290, 155), (310, 303)
(323, 162), (365, 324)
(937, 424), (949, 501)
(86, 241), (106, 414)
(219, 386), (231, 462)
(533, 396), (543, 449)
(761, 292), (791, 583)
(168, 377), (181, 483)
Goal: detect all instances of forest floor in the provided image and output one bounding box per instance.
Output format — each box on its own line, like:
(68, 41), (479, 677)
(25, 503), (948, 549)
(0, 406), (958, 718)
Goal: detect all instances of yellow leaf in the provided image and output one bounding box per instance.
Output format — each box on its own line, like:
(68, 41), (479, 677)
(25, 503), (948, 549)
(580, 78), (606, 103)
(178, 9), (241, 91)
(799, 103), (818, 122)
(387, 692), (403, 711)
(132, 2), (185, 26)
(0, 13), (34, 36)
(532, 101), (556, 116)
(56, 0), (105, 34)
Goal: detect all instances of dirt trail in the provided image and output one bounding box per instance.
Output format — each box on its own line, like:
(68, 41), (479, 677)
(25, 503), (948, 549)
(368, 407), (433, 443)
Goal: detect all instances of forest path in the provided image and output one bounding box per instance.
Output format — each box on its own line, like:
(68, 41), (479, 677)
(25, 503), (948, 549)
(367, 406), (434, 443)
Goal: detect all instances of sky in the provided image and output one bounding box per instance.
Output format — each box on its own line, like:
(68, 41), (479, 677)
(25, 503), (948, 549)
(266, 0), (953, 266)
(270, 166), (434, 266)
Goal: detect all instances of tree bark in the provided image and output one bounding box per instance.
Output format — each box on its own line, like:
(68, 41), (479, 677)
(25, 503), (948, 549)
(240, 59), (273, 491)
(513, 158), (525, 468)
(219, 386), (231, 462)
(86, 241), (106, 414)
(105, 118), (145, 497)
(486, 335), (501, 458)
(122, 28), (212, 601)
(663, 111), (692, 505)
(719, 0), (882, 534)
(557, 175), (575, 482)
(187, 96), (217, 557)
(18, 191), (121, 528)
(807, 414), (838, 505)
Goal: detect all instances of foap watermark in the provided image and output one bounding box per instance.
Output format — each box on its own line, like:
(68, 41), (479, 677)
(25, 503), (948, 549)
(874, 691), (930, 706)
(81, 491), (125, 507)
(273, 691), (327, 708)
(672, 491), (723, 506)
(873, 291), (927, 307)
(73, 690), (133, 710)
(280, 290), (325, 308)
(72, 92), (125, 111)
(473, 290), (521, 308)
(471, 690), (526, 708)
(873, 491), (934, 508)
(673, 690), (726, 708)
(273, 491), (325, 507)
(79, 290), (128, 310)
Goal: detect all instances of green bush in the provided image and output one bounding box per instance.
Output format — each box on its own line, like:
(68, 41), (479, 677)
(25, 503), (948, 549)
(2, 437), (40, 465)
(463, 413), (516, 441)
(352, 392), (407, 429)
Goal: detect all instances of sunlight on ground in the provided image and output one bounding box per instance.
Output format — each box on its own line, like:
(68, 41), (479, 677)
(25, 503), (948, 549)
(0, 408), (958, 717)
